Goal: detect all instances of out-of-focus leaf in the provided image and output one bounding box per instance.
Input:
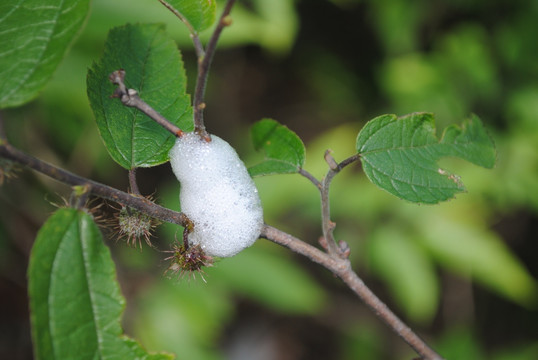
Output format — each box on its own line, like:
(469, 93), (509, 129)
(249, 118), (306, 177)
(356, 113), (496, 204)
(368, 227), (439, 323)
(341, 324), (384, 360)
(493, 342), (538, 360)
(209, 244), (326, 314)
(216, 0), (298, 53)
(417, 214), (538, 307)
(134, 280), (231, 360)
(0, 0), (90, 108)
(159, 0), (217, 32)
(28, 208), (172, 360)
(87, 23), (192, 169)
(436, 328), (486, 360)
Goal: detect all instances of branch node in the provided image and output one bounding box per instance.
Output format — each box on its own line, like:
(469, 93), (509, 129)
(328, 220), (336, 231)
(69, 184), (91, 210)
(222, 15), (233, 26)
(195, 128), (212, 142)
(318, 236), (329, 251)
(324, 149), (339, 171)
(338, 240), (350, 259)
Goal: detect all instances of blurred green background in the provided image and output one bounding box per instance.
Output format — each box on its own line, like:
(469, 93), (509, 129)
(1, 0), (538, 359)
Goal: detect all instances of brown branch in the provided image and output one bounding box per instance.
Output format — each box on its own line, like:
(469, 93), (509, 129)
(320, 152), (361, 256)
(192, 0), (236, 139)
(279, 150), (443, 359)
(298, 168), (321, 189)
(128, 168), (141, 195)
(0, 142), (189, 227)
(109, 70), (184, 137)
(261, 224), (444, 360)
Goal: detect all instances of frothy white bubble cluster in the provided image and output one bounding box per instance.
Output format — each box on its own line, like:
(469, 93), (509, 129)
(169, 133), (264, 257)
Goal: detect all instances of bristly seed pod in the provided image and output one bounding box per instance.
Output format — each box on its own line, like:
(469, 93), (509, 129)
(115, 206), (157, 249)
(164, 242), (214, 282)
(0, 158), (19, 185)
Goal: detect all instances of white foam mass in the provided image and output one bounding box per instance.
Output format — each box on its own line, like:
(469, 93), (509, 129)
(169, 133), (264, 257)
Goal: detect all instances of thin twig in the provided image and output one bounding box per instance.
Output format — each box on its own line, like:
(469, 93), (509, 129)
(298, 168), (322, 189)
(319, 152), (361, 256)
(157, 0), (205, 58)
(128, 168), (141, 195)
(338, 153), (361, 170)
(320, 169), (339, 255)
(0, 142), (189, 227)
(158, 0), (196, 34)
(191, 34), (205, 59)
(109, 70), (184, 137)
(261, 224), (444, 360)
(192, 0), (236, 138)
(290, 150), (443, 358)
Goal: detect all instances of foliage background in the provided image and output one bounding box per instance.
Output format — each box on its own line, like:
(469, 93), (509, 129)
(1, 0), (537, 359)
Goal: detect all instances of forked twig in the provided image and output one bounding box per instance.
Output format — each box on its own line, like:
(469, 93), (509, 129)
(294, 151), (443, 359)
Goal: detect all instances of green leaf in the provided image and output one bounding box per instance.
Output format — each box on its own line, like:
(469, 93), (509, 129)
(418, 215), (538, 307)
(368, 227), (439, 323)
(0, 0), (90, 108)
(356, 113), (496, 204)
(87, 23), (193, 169)
(133, 280), (232, 360)
(436, 328), (486, 360)
(28, 208), (173, 360)
(208, 245), (326, 314)
(249, 118), (306, 177)
(159, 0), (217, 32)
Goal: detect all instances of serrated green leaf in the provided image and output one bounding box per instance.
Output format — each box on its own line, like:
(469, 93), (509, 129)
(87, 23), (193, 169)
(28, 208), (173, 360)
(356, 113), (496, 204)
(0, 0), (90, 108)
(249, 118), (306, 177)
(159, 0), (217, 32)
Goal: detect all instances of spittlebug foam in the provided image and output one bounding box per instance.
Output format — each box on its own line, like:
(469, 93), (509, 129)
(169, 133), (263, 257)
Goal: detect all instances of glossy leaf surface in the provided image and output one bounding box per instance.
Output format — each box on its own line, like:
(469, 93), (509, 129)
(28, 208), (172, 360)
(0, 0), (90, 108)
(249, 118), (306, 177)
(356, 113), (496, 204)
(88, 23), (192, 169)
(159, 0), (217, 32)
